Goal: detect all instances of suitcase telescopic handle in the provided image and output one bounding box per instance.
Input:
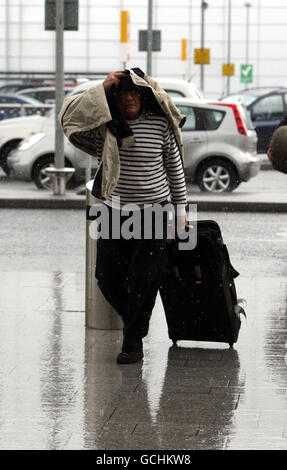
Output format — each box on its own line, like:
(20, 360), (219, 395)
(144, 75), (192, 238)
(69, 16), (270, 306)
(172, 266), (180, 278)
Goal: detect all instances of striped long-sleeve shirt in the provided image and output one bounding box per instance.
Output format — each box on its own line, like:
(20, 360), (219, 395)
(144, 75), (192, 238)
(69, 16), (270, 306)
(95, 114), (187, 214)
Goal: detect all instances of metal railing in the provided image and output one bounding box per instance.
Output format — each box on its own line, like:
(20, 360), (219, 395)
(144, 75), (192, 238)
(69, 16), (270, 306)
(0, 103), (54, 120)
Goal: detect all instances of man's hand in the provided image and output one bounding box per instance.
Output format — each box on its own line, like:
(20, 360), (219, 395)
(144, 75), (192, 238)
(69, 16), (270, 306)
(176, 216), (187, 235)
(103, 71), (128, 93)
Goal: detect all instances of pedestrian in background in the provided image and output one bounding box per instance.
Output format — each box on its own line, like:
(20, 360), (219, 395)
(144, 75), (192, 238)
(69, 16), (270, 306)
(266, 114), (287, 174)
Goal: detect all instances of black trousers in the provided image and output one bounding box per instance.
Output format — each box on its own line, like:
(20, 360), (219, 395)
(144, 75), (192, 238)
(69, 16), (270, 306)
(95, 205), (168, 352)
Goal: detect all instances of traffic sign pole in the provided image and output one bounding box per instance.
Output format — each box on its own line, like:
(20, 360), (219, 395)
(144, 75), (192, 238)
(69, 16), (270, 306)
(226, 0), (232, 95)
(147, 0), (153, 76)
(200, 1), (208, 91)
(244, 3), (251, 88)
(181, 38), (187, 79)
(55, 0), (64, 171)
(120, 11), (130, 69)
(45, 0), (78, 195)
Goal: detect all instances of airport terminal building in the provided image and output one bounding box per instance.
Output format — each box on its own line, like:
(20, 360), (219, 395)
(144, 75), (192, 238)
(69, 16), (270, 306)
(0, 0), (287, 99)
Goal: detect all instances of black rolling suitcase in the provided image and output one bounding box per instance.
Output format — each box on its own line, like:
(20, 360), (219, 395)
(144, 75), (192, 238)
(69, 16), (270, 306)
(159, 220), (246, 347)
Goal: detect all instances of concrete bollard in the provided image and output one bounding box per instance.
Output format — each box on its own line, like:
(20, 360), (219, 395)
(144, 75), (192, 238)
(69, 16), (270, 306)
(85, 180), (122, 330)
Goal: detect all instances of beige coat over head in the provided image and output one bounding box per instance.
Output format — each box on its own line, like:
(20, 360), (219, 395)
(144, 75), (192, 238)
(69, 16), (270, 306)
(59, 69), (186, 199)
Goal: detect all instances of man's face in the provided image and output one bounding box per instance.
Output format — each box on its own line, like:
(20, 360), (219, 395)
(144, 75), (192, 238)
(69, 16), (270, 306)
(118, 90), (141, 120)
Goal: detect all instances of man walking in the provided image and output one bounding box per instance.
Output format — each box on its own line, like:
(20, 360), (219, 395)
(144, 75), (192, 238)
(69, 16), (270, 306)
(59, 68), (187, 364)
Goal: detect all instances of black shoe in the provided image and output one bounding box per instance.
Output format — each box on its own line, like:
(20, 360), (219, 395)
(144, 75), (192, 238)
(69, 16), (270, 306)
(116, 350), (144, 364)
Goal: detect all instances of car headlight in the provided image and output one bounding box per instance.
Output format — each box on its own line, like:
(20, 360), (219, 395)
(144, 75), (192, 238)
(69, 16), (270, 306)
(18, 133), (45, 150)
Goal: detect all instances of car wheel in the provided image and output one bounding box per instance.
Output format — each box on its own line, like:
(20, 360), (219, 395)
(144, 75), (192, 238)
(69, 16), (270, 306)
(33, 156), (75, 190)
(0, 139), (22, 175)
(196, 158), (240, 192)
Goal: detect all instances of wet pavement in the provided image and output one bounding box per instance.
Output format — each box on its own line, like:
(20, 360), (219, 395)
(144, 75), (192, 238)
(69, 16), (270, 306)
(0, 204), (287, 450)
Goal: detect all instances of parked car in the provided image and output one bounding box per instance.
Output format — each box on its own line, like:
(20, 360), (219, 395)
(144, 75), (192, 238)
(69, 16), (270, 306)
(8, 98), (260, 192)
(0, 81), (76, 94)
(0, 83), (49, 94)
(154, 77), (204, 101)
(7, 131), (87, 189)
(0, 81), (97, 174)
(220, 87), (287, 152)
(0, 107), (55, 174)
(175, 98), (260, 191)
(17, 86), (72, 104)
(0, 93), (47, 123)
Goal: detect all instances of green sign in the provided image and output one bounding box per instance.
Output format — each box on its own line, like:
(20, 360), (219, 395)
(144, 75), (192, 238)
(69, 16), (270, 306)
(240, 64), (253, 83)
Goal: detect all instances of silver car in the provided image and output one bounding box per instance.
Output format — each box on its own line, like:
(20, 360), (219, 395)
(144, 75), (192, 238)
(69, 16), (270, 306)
(7, 132), (89, 189)
(175, 98), (260, 191)
(8, 98), (260, 192)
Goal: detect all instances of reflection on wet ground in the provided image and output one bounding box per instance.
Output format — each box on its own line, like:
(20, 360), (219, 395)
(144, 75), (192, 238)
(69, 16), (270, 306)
(0, 208), (286, 450)
(0, 268), (287, 450)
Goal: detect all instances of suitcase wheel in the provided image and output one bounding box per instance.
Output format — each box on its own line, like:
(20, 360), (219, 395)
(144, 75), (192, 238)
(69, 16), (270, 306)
(171, 338), (178, 345)
(229, 342), (234, 348)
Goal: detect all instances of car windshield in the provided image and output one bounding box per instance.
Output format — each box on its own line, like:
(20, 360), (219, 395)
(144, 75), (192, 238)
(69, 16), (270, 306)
(0, 85), (21, 93)
(22, 95), (44, 105)
(221, 94), (258, 106)
(165, 89), (185, 98)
